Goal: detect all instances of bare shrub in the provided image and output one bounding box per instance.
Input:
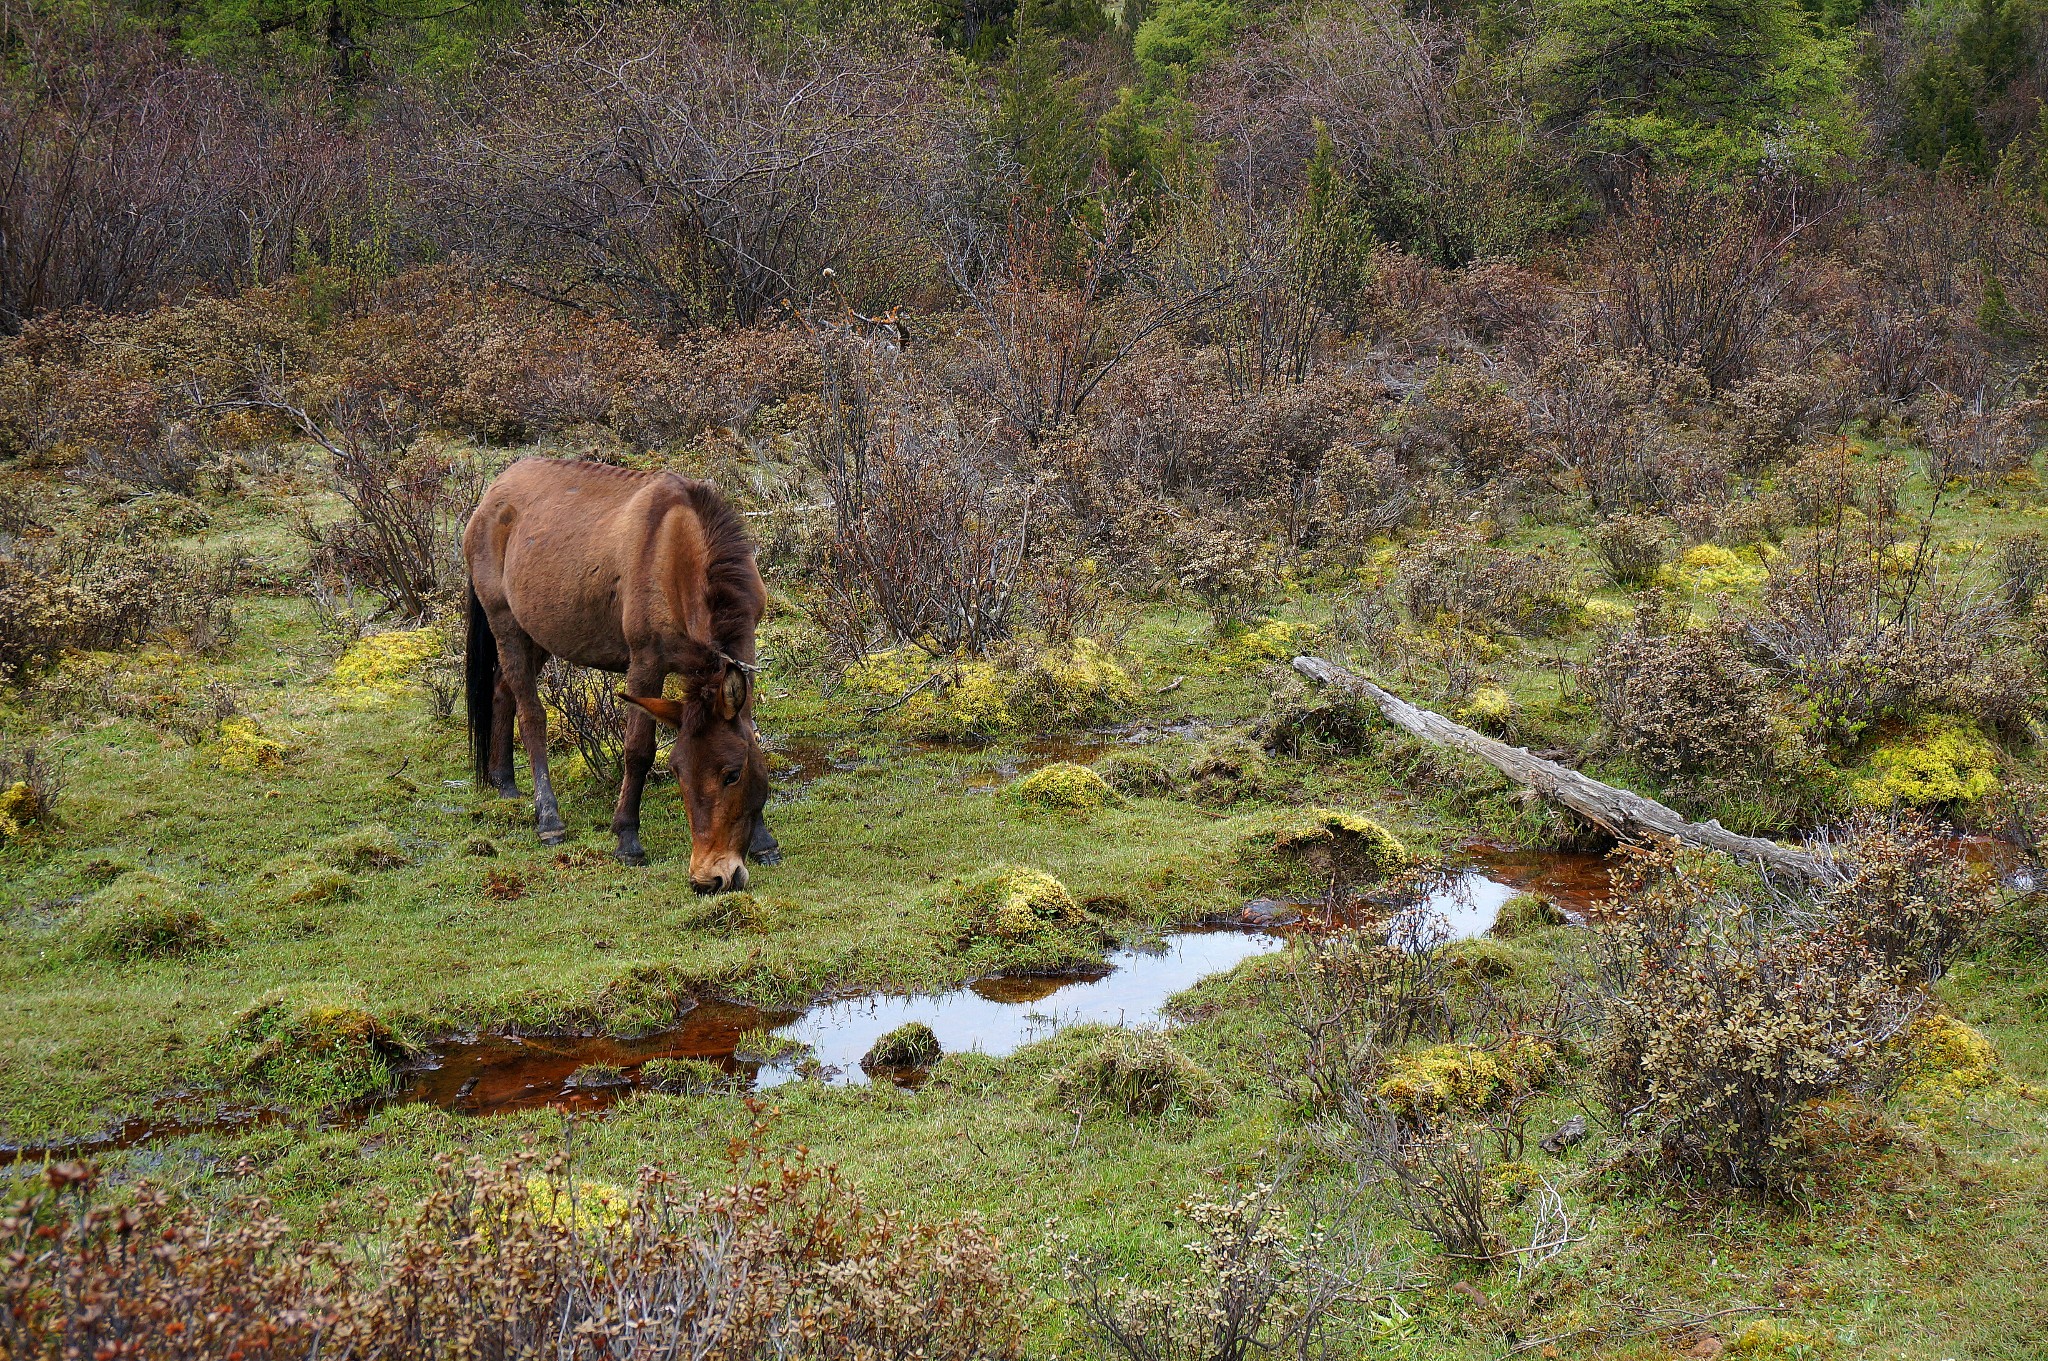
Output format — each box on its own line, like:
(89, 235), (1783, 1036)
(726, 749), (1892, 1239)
(1340, 1116), (1502, 1264)
(808, 349), (1045, 659)
(1587, 512), (1672, 587)
(541, 660), (631, 786)
(1523, 338), (1702, 511)
(0, 523), (242, 682)
(1739, 516), (1998, 746)
(259, 397), (487, 622)
(1773, 439), (1904, 526)
(0, 20), (359, 333)
(0, 1131), (1022, 1359)
(1397, 528), (1580, 638)
(1164, 518), (1274, 630)
(1918, 392), (2047, 488)
(949, 204), (1237, 446)
(1595, 178), (1819, 392)
(440, 11), (954, 330)
(1278, 923), (1456, 1118)
(1591, 849), (1922, 1192)
(1999, 532), (2048, 616)
(1059, 1184), (1385, 1361)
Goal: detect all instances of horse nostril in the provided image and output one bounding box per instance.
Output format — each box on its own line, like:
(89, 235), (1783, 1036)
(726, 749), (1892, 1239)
(731, 865), (751, 891)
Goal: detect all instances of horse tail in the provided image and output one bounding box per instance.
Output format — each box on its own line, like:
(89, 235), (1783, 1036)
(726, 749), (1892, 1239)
(466, 581), (496, 787)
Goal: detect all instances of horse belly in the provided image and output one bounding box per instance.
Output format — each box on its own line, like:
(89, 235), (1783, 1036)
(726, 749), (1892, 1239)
(500, 535), (633, 673)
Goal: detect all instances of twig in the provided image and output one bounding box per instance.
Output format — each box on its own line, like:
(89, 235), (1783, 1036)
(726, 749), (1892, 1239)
(1155, 676), (1184, 694)
(862, 672), (939, 716)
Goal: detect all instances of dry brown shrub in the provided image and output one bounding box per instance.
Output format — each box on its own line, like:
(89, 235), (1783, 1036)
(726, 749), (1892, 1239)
(1592, 849), (1923, 1192)
(1583, 607), (1778, 781)
(1396, 527), (1580, 639)
(1811, 812), (2001, 982)
(1, 1128), (1022, 1359)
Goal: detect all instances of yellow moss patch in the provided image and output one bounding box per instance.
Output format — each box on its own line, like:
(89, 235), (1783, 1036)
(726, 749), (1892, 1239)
(1900, 1013), (1999, 1101)
(1582, 597), (1636, 628)
(523, 1176), (632, 1233)
(931, 863), (1103, 971)
(1661, 543), (1768, 594)
(844, 649), (1013, 741)
(1853, 717), (1999, 809)
(1234, 808), (1409, 893)
(1375, 1038), (1554, 1120)
(1224, 618), (1313, 665)
(1727, 1319), (1835, 1357)
(1010, 638), (1138, 727)
(331, 629), (442, 704)
(1011, 762), (1119, 812)
(1457, 684), (1513, 726)
(0, 781), (40, 842)
(216, 717), (287, 773)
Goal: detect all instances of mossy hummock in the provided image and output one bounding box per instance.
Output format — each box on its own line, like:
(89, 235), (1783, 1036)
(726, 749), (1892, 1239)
(1233, 808), (1409, 896)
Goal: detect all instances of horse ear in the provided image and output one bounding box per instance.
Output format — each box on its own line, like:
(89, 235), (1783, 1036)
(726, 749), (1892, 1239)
(619, 692), (688, 729)
(716, 666), (748, 722)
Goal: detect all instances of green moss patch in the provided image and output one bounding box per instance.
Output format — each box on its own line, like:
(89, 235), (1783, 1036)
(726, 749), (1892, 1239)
(639, 1057), (734, 1095)
(225, 987), (406, 1106)
(1010, 762), (1119, 812)
(1050, 1026), (1226, 1117)
(1185, 734), (1272, 805)
(75, 873), (226, 960)
(928, 864), (1106, 972)
(862, 1021), (942, 1072)
(1233, 808), (1408, 896)
(1489, 891), (1570, 937)
(313, 823), (408, 872)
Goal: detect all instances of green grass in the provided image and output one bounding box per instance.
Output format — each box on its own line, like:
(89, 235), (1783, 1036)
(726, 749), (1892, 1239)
(5, 457), (2048, 1357)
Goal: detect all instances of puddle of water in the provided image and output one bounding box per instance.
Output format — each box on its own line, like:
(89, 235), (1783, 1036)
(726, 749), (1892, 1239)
(757, 930), (1282, 1087)
(1458, 841), (1615, 920)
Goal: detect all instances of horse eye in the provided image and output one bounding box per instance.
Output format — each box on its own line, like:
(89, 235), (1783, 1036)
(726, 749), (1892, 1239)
(722, 768), (741, 787)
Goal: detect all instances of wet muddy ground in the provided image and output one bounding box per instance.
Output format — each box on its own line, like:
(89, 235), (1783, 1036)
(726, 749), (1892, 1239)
(1, 841), (1627, 1166)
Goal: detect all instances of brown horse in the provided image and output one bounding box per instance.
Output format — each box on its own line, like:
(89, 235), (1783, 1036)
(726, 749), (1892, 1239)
(463, 458), (777, 890)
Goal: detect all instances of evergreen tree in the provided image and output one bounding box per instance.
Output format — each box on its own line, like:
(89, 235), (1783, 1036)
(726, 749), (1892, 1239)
(1537, 0), (1861, 175)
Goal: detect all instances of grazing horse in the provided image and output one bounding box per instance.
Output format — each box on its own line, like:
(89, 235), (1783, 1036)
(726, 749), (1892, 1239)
(463, 459), (777, 890)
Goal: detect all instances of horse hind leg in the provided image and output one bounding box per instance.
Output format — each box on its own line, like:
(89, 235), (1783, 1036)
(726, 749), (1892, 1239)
(496, 628), (568, 845)
(489, 674), (520, 798)
(610, 661), (665, 867)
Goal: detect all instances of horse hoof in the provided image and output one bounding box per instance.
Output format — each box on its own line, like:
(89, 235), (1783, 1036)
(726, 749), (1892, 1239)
(752, 848), (783, 867)
(539, 827), (569, 846)
(615, 849), (648, 867)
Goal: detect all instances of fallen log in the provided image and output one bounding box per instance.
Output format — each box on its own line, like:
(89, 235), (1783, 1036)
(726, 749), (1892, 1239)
(1291, 655), (1832, 884)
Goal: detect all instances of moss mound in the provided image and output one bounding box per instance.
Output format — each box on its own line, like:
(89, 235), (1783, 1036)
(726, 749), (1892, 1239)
(1489, 891), (1570, 937)
(331, 629), (443, 703)
(1234, 808), (1409, 895)
(1007, 638), (1138, 728)
(1899, 1013), (2000, 1101)
(257, 858), (356, 906)
(1186, 734), (1272, 805)
(1052, 1028), (1226, 1117)
(0, 779), (51, 842)
(215, 717), (287, 773)
(76, 874), (225, 960)
(1011, 762), (1119, 812)
(930, 864), (1105, 971)
(1094, 748), (1177, 796)
(1854, 717), (1999, 810)
(862, 1021), (943, 1072)
(566, 1062), (630, 1090)
(640, 1057), (734, 1095)
(1256, 678), (1380, 758)
(228, 988), (405, 1105)
(677, 891), (783, 934)
(733, 1028), (813, 1066)
(1376, 1038), (1553, 1121)
(313, 823), (408, 872)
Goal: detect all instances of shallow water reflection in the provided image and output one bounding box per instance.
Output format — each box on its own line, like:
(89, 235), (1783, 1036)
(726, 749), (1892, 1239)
(758, 930), (1284, 1087)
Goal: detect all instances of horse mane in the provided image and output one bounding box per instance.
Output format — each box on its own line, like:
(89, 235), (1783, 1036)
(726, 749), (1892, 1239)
(673, 477), (762, 670)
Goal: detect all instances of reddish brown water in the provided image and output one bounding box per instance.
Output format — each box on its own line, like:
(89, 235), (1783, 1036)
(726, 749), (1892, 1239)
(1459, 841), (1617, 920)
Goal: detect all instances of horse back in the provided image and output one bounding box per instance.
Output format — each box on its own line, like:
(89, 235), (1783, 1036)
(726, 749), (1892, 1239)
(465, 459), (761, 676)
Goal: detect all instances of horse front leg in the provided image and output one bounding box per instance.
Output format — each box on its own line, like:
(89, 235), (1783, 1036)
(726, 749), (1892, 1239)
(498, 635), (568, 845)
(611, 662), (664, 866)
